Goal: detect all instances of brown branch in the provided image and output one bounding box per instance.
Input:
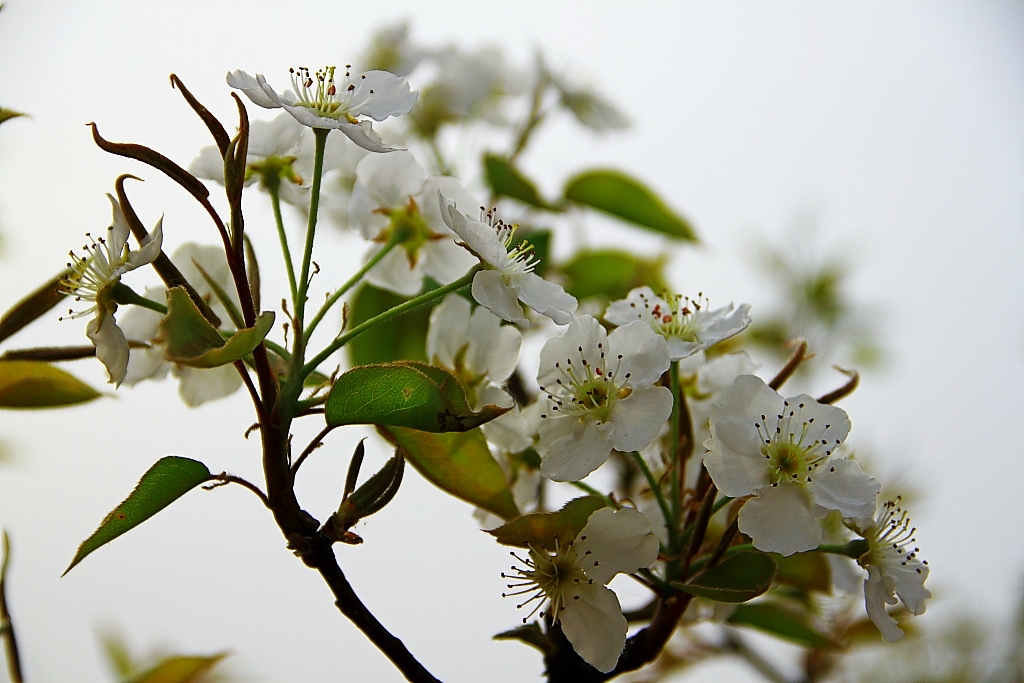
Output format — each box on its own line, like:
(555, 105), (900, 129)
(769, 338), (809, 390)
(204, 473), (270, 509)
(1, 531), (24, 683)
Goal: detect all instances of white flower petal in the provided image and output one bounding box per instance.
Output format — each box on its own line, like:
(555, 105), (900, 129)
(177, 365), (243, 407)
(87, 309), (129, 386)
(558, 582), (627, 673)
(348, 70), (418, 121)
(864, 567), (905, 643)
(539, 416), (614, 482)
(438, 193), (507, 267)
(537, 316), (605, 388)
(420, 238), (476, 286)
(365, 244), (423, 297)
(738, 484), (822, 556)
(811, 459), (879, 518)
(575, 507), (660, 586)
(608, 321), (670, 387)
(225, 70), (282, 109)
(893, 562), (931, 615)
(465, 305), (521, 383)
(703, 419), (767, 497)
(427, 294), (471, 368)
(515, 273), (577, 325)
(472, 270), (527, 326)
(607, 385), (673, 453)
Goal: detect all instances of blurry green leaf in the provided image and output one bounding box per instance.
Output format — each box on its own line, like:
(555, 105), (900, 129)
(522, 229), (552, 273)
(0, 108), (27, 126)
(775, 551), (832, 592)
(727, 602), (840, 648)
(0, 269), (70, 344)
(488, 496), (606, 548)
(560, 249), (667, 301)
(128, 653), (227, 683)
(0, 360), (100, 408)
(483, 153), (554, 210)
(161, 287), (274, 368)
(675, 550), (777, 603)
(325, 361), (509, 432)
(64, 457), (212, 575)
(347, 284), (432, 365)
(563, 169), (696, 241)
(381, 426), (519, 521)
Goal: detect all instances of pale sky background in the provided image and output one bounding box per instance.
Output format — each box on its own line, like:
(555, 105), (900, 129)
(1, 2), (1023, 682)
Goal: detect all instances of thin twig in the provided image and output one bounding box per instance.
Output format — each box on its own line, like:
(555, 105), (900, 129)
(291, 424), (335, 479)
(1, 530), (24, 683)
(769, 338), (810, 390)
(204, 473), (270, 509)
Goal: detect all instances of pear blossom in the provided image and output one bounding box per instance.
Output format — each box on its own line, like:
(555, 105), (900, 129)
(703, 374), (879, 555)
(426, 294), (521, 410)
(438, 192), (577, 326)
(60, 195), (163, 385)
(536, 316), (672, 482)
(848, 499), (930, 642)
(190, 112), (304, 187)
(501, 507), (659, 672)
(349, 152), (475, 295)
(227, 65), (416, 153)
(605, 286), (751, 361)
(118, 243), (242, 406)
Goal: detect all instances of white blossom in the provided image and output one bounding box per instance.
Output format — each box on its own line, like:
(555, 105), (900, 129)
(60, 195), (162, 386)
(703, 374), (879, 556)
(501, 507), (659, 672)
(227, 65), (416, 153)
(350, 152), (475, 295)
(438, 192), (577, 326)
(537, 316), (672, 482)
(426, 294), (521, 410)
(605, 286), (751, 361)
(118, 243), (242, 406)
(848, 498), (930, 642)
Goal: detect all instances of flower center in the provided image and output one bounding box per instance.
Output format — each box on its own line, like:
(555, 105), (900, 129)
(859, 497), (927, 574)
(631, 289), (712, 342)
(539, 342), (633, 424)
(755, 399), (838, 485)
(500, 538), (592, 623)
(60, 231), (129, 319)
(479, 207), (539, 275)
(289, 65), (363, 122)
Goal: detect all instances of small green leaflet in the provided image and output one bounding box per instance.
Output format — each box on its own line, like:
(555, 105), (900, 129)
(64, 456), (213, 575)
(563, 169), (697, 241)
(727, 602), (840, 649)
(160, 286), (274, 368)
(128, 653), (228, 683)
(488, 496), (606, 548)
(483, 153), (555, 211)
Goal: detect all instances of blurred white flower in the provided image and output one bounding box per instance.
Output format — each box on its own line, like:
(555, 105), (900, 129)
(426, 294), (521, 410)
(848, 498), (931, 642)
(536, 316), (672, 482)
(60, 195), (163, 386)
(605, 286), (751, 361)
(119, 243), (242, 406)
(349, 152), (475, 295)
(227, 65), (416, 152)
(501, 507), (659, 673)
(438, 192), (577, 326)
(703, 374), (879, 556)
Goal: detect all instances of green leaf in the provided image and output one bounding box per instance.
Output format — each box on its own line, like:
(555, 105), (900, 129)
(325, 361), (509, 432)
(381, 426), (519, 521)
(675, 550), (777, 603)
(488, 496), (606, 548)
(483, 153), (554, 210)
(128, 653), (227, 683)
(64, 457), (212, 575)
(0, 360), (100, 409)
(347, 284), (433, 365)
(775, 551), (832, 593)
(0, 269), (70, 345)
(727, 602), (840, 649)
(560, 249), (667, 301)
(160, 287), (274, 368)
(564, 169), (697, 241)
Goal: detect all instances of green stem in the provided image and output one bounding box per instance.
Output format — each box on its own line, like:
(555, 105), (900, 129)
(304, 236), (402, 342)
(266, 175), (298, 303)
(631, 451), (674, 544)
(301, 265), (481, 380)
(110, 283), (167, 314)
(295, 127), (329, 328)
